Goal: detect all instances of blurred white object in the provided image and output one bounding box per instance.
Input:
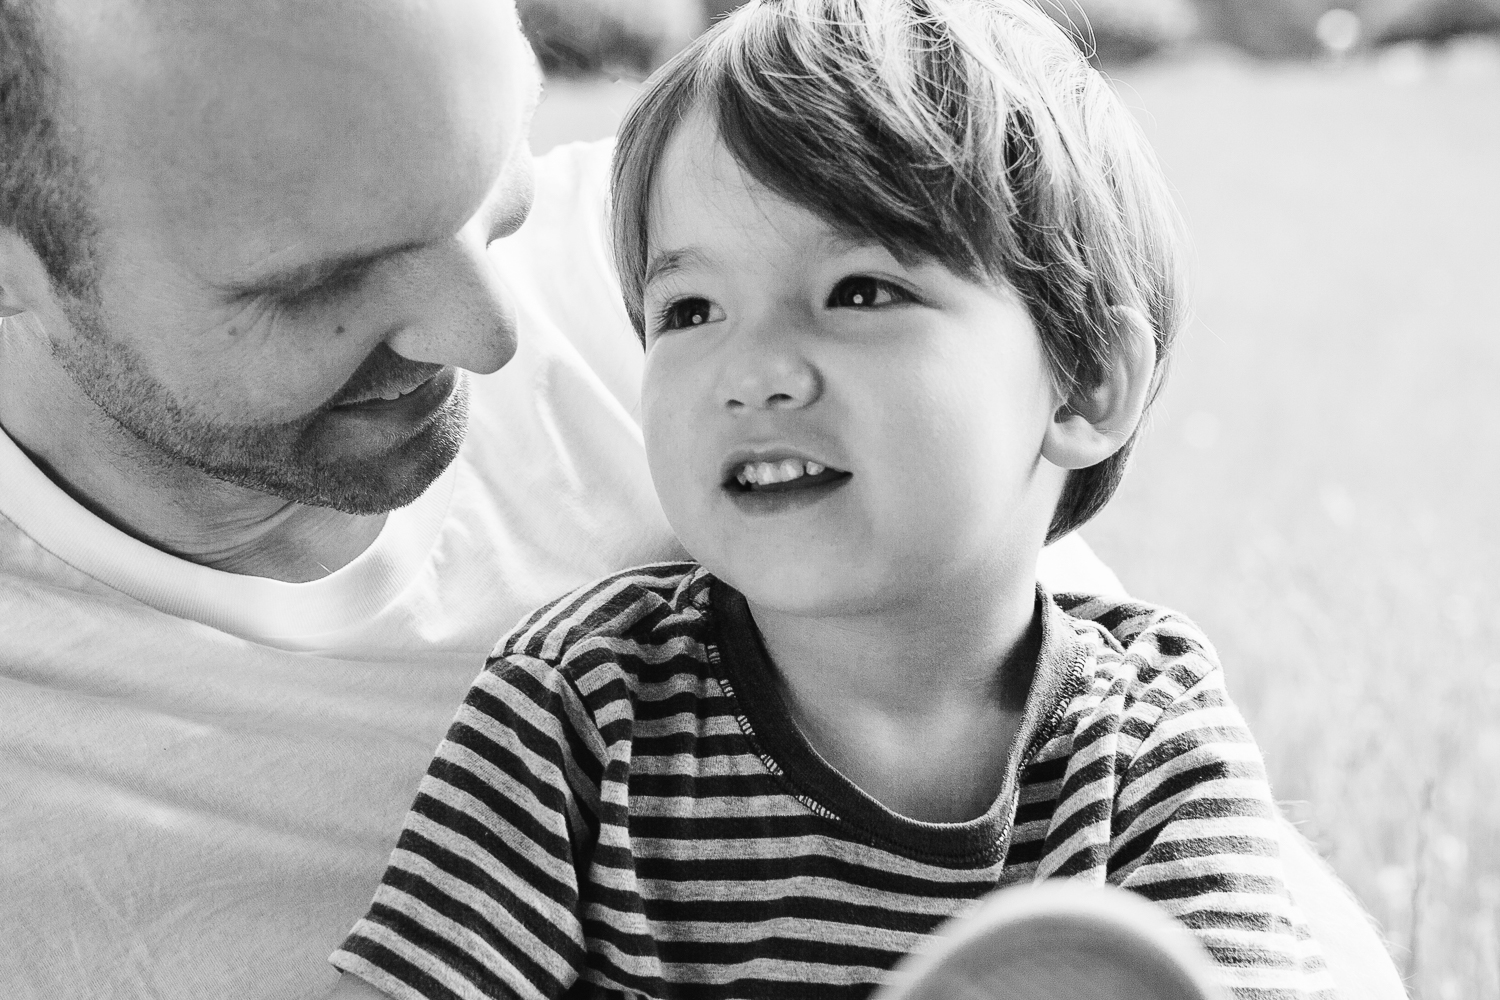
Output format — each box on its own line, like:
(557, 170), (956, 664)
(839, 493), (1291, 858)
(1441, 33), (1500, 78)
(1037, 533), (1127, 597)
(1317, 8), (1363, 55)
(1181, 410), (1221, 451)
(1379, 39), (1432, 82)
(874, 881), (1227, 1000)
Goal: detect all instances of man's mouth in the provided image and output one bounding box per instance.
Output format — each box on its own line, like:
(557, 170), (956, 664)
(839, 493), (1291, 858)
(727, 458), (851, 493)
(320, 369), (458, 440)
(325, 344), (449, 412)
(376, 384), (422, 402)
(332, 375), (438, 409)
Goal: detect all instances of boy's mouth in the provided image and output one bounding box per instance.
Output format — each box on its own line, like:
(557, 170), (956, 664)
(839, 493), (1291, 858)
(725, 458), (851, 494)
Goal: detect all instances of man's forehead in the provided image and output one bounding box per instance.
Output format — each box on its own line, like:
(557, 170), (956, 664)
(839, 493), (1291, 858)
(52, 0), (527, 68)
(50, 0), (537, 282)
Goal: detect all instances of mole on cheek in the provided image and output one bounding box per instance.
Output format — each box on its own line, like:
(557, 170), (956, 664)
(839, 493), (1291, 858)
(335, 325), (346, 336)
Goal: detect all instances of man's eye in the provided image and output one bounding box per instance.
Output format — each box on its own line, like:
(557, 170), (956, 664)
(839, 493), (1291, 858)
(827, 276), (907, 309)
(276, 269), (367, 312)
(655, 297), (722, 332)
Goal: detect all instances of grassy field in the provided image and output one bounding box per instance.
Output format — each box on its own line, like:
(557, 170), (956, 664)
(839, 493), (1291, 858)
(529, 48), (1500, 998)
(1099, 48), (1500, 1000)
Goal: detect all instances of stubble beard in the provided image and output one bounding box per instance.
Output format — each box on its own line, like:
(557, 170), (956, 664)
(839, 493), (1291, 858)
(50, 295), (469, 515)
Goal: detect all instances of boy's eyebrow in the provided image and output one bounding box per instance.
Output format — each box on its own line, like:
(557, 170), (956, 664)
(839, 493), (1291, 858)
(644, 247), (711, 288)
(820, 231), (879, 254)
(819, 230), (912, 265)
(642, 235), (897, 291)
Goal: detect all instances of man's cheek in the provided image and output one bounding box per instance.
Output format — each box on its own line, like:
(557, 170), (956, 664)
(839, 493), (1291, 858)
(157, 352), (318, 423)
(182, 334), (382, 425)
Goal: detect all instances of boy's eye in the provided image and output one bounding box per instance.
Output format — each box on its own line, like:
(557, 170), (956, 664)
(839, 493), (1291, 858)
(827, 276), (908, 309)
(656, 297), (723, 332)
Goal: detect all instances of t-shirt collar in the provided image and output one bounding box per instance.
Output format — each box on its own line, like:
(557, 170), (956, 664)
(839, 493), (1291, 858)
(708, 577), (1089, 867)
(0, 423), (455, 647)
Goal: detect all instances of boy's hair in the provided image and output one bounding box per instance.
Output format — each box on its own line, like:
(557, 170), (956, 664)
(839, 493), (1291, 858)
(611, 0), (1187, 541)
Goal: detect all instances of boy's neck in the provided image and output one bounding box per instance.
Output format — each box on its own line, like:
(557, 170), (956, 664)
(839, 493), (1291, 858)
(746, 576), (1041, 824)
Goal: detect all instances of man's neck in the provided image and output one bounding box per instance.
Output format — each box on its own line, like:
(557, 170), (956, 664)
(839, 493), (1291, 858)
(0, 354), (385, 584)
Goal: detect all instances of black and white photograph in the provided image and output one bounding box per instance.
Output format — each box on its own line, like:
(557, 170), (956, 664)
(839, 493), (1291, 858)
(1, 1), (1495, 998)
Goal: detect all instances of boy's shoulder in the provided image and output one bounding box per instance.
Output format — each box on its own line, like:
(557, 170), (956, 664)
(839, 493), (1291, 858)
(1048, 591), (1226, 723)
(489, 560), (713, 674)
(1016, 593), (1256, 850)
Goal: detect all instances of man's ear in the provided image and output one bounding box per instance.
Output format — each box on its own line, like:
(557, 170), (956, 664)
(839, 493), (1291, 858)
(0, 229), (57, 319)
(1041, 306), (1157, 471)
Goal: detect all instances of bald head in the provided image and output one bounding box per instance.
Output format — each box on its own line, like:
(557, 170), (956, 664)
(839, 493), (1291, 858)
(48, 0), (532, 289)
(6, 0), (536, 292)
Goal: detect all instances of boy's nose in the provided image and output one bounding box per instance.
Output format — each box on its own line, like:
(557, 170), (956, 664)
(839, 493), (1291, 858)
(720, 347), (822, 412)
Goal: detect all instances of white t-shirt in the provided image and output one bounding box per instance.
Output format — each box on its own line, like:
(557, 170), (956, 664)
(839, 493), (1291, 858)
(0, 140), (1119, 1000)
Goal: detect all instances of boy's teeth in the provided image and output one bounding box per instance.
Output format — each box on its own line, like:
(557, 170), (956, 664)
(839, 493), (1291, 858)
(735, 459), (829, 487)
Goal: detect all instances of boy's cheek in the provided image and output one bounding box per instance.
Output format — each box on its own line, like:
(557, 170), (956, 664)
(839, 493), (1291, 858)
(641, 418), (711, 542)
(642, 367), (722, 491)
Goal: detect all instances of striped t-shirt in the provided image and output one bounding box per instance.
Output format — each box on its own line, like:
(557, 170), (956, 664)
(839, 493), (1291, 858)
(333, 563), (1336, 1000)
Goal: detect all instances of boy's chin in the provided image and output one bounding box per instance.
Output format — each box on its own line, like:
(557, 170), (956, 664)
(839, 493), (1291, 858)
(712, 559), (905, 621)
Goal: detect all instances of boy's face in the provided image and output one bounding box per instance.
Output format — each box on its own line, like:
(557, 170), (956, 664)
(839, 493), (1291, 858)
(640, 114), (1068, 618)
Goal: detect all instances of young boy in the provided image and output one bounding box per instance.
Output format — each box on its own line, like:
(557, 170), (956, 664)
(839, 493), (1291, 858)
(330, 1), (1335, 997)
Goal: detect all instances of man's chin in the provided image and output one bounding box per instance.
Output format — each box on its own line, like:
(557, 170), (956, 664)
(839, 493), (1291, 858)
(55, 300), (473, 515)
(297, 428), (465, 515)
(194, 381), (471, 515)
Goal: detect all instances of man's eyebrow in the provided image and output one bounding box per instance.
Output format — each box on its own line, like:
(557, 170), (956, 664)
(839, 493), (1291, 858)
(644, 247), (710, 287)
(224, 241), (424, 301)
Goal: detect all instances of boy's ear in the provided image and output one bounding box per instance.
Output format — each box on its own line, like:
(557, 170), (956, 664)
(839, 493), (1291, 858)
(0, 229), (57, 319)
(1041, 306), (1157, 471)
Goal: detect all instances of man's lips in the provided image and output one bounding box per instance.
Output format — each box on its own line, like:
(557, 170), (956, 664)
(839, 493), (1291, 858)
(324, 368), (456, 425)
(330, 370), (444, 410)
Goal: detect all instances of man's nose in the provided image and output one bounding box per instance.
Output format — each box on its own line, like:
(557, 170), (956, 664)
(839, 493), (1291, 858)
(384, 227), (517, 375)
(719, 321), (822, 412)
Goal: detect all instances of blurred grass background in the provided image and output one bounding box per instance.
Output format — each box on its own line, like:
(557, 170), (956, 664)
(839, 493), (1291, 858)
(1091, 53), (1500, 1000)
(517, 0), (1500, 72)
(519, 3), (1500, 996)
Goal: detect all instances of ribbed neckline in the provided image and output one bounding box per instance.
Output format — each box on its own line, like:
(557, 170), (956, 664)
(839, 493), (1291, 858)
(0, 423), (455, 647)
(709, 578), (1087, 869)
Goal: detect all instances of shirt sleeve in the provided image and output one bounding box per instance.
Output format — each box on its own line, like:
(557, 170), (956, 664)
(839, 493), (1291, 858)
(331, 655), (605, 1000)
(1106, 655), (1340, 1000)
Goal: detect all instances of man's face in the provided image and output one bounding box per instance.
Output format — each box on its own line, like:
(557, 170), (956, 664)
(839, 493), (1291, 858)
(46, 0), (541, 513)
